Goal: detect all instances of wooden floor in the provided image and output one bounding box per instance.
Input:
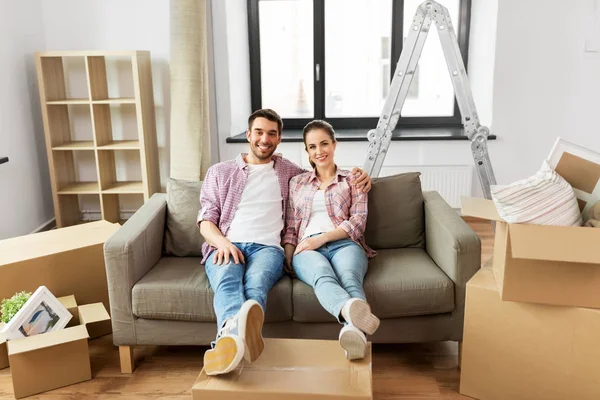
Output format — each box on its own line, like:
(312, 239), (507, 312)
(0, 218), (494, 400)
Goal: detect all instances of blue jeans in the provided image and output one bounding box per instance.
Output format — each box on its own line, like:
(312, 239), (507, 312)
(292, 238), (368, 323)
(204, 242), (285, 332)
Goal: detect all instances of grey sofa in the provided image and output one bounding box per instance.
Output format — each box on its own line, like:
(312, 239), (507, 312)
(104, 173), (481, 372)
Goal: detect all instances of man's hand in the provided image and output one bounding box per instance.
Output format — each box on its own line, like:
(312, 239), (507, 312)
(213, 238), (245, 265)
(284, 244), (295, 277)
(294, 235), (326, 255)
(351, 167), (372, 193)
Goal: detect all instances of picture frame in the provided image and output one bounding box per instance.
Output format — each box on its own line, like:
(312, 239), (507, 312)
(0, 286), (72, 341)
(547, 137), (600, 215)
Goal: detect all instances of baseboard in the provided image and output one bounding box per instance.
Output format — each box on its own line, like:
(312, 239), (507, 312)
(32, 218), (56, 233)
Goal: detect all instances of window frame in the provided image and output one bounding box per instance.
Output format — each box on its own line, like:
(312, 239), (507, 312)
(247, 0), (472, 130)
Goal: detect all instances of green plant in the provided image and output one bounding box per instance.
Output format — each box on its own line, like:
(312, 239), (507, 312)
(1, 291), (32, 324)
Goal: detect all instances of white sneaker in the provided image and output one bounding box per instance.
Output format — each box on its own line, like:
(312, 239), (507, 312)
(341, 298), (380, 335)
(339, 324), (367, 360)
(237, 300), (265, 363)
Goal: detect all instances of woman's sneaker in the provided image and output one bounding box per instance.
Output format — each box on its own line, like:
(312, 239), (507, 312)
(237, 300), (265, 363)
(339, 324), (367, 360)
(341, 298), (380, 335)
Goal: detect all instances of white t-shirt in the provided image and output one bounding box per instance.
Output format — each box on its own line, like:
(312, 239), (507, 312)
(301, 190), (336, 241)
(226, 161), (283, 249)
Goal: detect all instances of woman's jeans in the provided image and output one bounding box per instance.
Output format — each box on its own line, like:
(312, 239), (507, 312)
(204, 242), (285, 333)
(292, 238), (368, 323)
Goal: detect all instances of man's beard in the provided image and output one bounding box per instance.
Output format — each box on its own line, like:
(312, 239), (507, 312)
(251, 143), (275, 160)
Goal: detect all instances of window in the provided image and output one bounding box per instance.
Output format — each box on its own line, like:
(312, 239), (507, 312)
(248, 0), (471, 130)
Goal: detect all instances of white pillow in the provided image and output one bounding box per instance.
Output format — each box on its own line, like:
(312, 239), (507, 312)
(490, 161), (582, 226)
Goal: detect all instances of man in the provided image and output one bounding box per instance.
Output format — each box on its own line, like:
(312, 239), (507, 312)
(197, 109), (371, 375)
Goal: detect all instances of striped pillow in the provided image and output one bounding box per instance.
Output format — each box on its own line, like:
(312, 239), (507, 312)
(490, 161), (582, 226)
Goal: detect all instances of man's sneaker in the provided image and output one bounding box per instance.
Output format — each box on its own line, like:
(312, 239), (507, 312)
(203, 331), (245, 375)
(341, 298), (380, 335)
(339, 324), (367, 360)
(237, 300), (265, 363)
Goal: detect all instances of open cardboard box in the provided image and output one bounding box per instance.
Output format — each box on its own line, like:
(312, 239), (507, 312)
(6, 298), (111, 398)
(192, 338), (372, 400)
(460, 267), (600, 400)
(462, 196), (600, 308)
(0, 220), (120, 315)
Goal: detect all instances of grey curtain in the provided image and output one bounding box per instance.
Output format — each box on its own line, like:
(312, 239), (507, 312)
(169, 0), (211, 180)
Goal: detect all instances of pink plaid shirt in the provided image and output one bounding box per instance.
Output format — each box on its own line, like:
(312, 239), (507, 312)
(197, 153), (305, 264)
(284, 168), (377, 258)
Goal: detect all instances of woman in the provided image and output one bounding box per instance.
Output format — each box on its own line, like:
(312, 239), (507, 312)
(283, 120), (379, 360)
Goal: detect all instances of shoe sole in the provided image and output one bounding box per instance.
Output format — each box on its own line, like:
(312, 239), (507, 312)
(349, 300), (380, 335)
(340, 329), (366, 360)
(238, 301), (265, 363)
(203, 336), (244, 375)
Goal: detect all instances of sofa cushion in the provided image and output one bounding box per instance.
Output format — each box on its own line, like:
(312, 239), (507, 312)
(292, 248), (454, 322)
(364, 172), (425, 249)
(132, 257), (292, 323)
(164, 178), (205, 256)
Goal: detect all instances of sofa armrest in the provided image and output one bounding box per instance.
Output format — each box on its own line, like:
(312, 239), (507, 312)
(423, 191), (481, 337)
(104, 192), (167, 344)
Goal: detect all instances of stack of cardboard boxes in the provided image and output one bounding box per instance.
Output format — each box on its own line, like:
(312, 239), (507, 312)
(0, 221), (118, 398)
(460, 196), (600, 400)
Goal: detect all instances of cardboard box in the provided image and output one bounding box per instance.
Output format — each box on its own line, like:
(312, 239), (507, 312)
(58, 295), (80, 327)
(8, 324), (91, 399)
(0, 220), (120, 315)
(462, 196), (600, 308)
(58, 295), (111, 338)
(460, 268), (600, 400)
(6, 301), (111, 398)
(192, 338), (373, 400)
(0, 322), (8, 370)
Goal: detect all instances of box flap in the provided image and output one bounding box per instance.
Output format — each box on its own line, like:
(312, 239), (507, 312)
(509, 224), (600, 264)
(58, 295), (77, 310)
(467, 267), (497, 291)
(461, 197), (503, 221)
(0, 221), (120, 265)
(78, 303), (110, 324)
(7, 324), (89, 355)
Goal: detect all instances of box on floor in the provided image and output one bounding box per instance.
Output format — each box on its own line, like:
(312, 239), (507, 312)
(192, 338), (372, 400)
(461, 196), (600, 308)
(460, 267), (600, 400)
(0, 220), (120, 314)
(7, 297), (111, 399)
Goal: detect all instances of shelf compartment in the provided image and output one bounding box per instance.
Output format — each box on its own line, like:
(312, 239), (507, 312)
(46, 104), (94, 147)
(87, 55), (135, 101)
(97, 150), (144, 194)
(92, 103), (139, 146)
(39, 56), (90, 102)
(101, 193), (144, 223)
(53, 150), (99, 194)
(56, 194), (101, 227)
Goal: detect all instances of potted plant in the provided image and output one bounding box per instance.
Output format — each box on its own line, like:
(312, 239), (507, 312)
(1, 291), (32, 324)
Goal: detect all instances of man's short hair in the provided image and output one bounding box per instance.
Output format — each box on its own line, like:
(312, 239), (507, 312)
(248, 109), (283, 135)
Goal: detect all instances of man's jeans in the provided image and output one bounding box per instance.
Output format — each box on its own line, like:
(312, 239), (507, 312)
(204, 242), (285, 333)
(292, 238), (368, 323)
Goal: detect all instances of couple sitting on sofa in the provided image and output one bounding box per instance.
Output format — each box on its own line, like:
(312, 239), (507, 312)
(196, 109), (380, 376)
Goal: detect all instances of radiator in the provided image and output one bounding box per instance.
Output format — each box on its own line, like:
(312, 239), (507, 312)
(377, 165), (473, 209)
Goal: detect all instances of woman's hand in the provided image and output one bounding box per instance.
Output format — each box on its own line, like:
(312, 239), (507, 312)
(351, 167), (372, 193)
(294, 235), (326, 255)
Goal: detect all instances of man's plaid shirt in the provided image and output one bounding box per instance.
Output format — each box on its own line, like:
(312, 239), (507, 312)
(196, 153), (304, 264)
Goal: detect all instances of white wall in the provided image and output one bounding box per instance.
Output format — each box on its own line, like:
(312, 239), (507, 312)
(490, 0), (600, 186)
(0, 1), (52, 239)
(41, 0), (171, 193)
